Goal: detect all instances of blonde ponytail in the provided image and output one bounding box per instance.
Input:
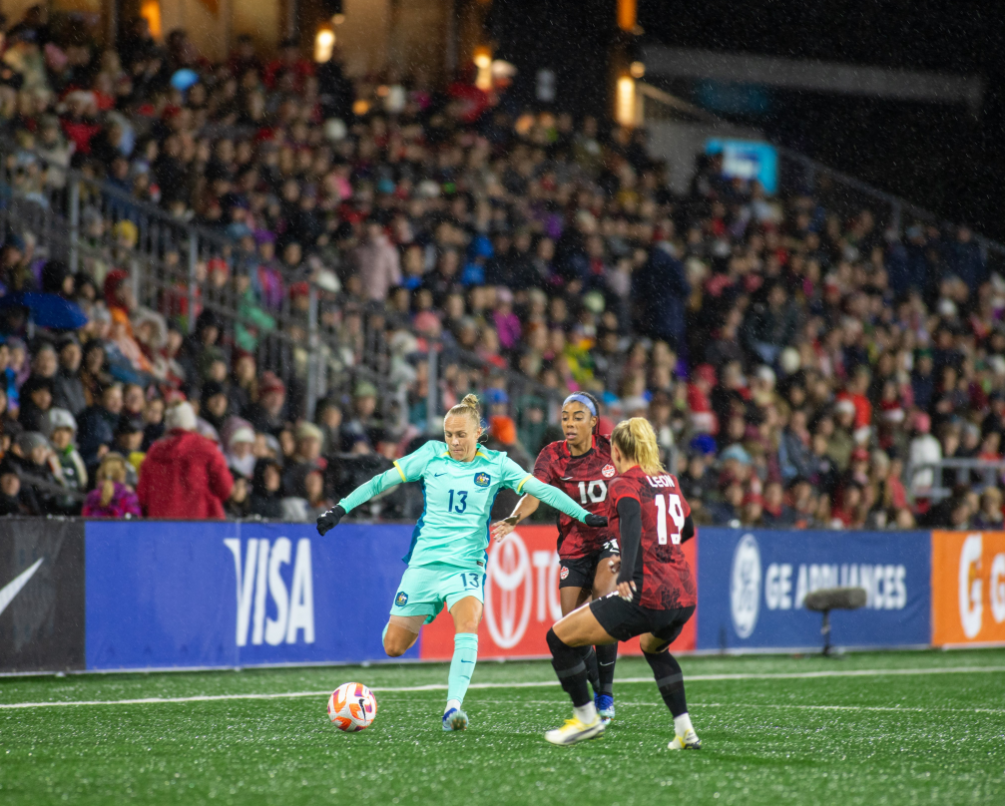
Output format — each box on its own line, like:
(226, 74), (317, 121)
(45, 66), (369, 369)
(611, 417), (664, 475)
(444, 394), (482, 428)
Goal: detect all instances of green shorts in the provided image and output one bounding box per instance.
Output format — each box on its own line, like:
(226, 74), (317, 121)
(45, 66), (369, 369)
(390, 563), (485, 624)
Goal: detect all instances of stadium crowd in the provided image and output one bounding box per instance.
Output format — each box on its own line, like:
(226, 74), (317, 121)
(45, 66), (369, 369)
(0, 9), (1003, 529)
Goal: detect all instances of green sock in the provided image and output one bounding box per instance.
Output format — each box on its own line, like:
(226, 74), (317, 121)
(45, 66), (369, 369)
(446, 633), (479, 710)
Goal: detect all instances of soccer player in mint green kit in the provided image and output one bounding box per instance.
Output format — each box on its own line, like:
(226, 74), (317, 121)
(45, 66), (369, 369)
(317, 394), (606, 731)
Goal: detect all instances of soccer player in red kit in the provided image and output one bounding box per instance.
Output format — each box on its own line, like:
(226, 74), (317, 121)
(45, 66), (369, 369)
(542, 417), (700, 749)
(492, 392), (620, 721)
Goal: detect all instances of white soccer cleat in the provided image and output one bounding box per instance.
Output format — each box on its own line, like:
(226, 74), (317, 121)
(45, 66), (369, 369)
(668, 728), (702, 750)
(544, 717), (605, 746)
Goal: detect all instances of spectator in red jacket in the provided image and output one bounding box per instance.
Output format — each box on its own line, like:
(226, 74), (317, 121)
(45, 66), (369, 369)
(137, 401), (233, 519)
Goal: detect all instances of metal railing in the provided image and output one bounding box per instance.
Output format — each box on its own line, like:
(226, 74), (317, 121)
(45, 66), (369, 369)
(0, 139), (399, 422)
(0, 138), (567, 431)
(911, 458), (1005, 501)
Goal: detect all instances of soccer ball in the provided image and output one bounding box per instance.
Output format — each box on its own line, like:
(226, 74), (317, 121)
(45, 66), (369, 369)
(327, 682), (377, 732)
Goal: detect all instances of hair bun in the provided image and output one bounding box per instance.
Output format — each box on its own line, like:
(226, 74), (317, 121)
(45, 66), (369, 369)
(461, 394), (480, 411)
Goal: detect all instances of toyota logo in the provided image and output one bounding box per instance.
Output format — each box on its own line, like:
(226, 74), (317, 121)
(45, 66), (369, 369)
(484, 534), (533, 649)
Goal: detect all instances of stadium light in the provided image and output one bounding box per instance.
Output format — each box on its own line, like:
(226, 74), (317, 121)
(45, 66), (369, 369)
(314, 28), (335, 63)
(140, 0), (162, 38)
(617, 0), (636, 32)
(616, 75), (636, 126)
(473, 47), (493, 91)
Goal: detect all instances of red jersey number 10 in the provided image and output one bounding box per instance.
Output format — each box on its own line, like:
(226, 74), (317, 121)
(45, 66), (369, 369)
(654, 493), (685, 545)
(577, 480), (608, 505)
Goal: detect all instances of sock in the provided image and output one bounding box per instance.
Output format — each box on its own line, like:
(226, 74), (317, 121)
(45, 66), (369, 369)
(674, 712), (694, 736)
(644, 649), (688, 717)
(446, 633), (478, 709)
(582, 646), (600, 694)
(596, 643), (618, 697)
(574, 702), (598, 724)
(546, 628), (592, 707)
(445, 698), (461, 714)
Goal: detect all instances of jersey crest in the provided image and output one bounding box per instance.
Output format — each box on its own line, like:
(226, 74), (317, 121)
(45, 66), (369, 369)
(474, 472), (491, 488)
(395, 591), (409, 606)
(602, 464), (616, 478)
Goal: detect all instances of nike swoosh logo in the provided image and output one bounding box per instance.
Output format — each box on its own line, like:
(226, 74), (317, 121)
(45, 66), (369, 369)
(461, 659), (475, 664)
(434, 473), (447, 477)
(599, 662), (616, 667)
(560, 477), (573, 481)
(0, 558), (43, 617)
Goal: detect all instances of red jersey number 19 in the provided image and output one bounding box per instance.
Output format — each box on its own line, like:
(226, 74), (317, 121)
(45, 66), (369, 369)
(654, 493), (685, 545)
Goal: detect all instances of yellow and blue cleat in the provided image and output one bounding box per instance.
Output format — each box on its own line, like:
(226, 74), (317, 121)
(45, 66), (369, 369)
(668, 728), (702, 750)
(544, 716), (605, 746)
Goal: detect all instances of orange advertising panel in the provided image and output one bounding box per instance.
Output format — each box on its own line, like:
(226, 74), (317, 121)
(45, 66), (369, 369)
(419, 524), (697, 660)
(932, 531), (1005, 646)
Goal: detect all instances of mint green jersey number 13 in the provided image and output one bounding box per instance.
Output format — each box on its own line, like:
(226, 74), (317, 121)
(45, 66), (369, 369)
(392, 441), (533, 569)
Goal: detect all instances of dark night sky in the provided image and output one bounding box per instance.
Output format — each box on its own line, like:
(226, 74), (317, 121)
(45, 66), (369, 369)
(492, 0), (1005, 240)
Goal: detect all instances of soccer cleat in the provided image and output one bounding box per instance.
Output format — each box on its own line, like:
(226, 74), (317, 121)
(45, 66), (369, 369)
(595, 694), (615, 723)
(544, 717), (605, 746)
(442, 707), (469, 732)
(668, 728), (702, 750)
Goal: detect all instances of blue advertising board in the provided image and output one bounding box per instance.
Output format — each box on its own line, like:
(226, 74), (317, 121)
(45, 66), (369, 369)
(705, 138), (779, 193)
(696, 528), (931, 651)
(85, 521), (416, 670)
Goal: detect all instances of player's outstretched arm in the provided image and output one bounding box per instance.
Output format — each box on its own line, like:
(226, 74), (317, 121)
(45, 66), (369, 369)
(316, 467), (403, 535)
(490, 494), (541, 542)
(519, 475), (606, 528)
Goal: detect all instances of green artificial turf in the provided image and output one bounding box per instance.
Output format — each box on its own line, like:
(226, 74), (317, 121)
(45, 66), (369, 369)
(1, 649), (1003, 805)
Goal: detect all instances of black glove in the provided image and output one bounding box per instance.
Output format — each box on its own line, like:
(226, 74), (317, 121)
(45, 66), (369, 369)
(316, 505), (346, 536)
(584, 513), (608, 528)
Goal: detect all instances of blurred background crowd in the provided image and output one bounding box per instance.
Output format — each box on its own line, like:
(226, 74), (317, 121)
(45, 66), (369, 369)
(0, 7), (1003, 529)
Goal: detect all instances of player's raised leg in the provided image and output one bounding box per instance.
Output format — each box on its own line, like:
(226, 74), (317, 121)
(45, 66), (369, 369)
(639, 631), (701, 750)
(443, 595), (481, 732)
(544, 604), (614, 745)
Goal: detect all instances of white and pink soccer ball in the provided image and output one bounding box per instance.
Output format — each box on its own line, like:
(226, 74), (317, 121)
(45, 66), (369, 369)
(327, 682), (377, 732)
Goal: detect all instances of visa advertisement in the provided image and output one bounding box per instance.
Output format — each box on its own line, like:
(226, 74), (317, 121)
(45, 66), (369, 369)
(85, 521), (419, 670)
(697, 528), (931, 651)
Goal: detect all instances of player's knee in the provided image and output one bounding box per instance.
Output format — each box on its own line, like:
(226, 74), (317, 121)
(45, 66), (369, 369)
(546, 627), (566, 654)
(383, 630), (410, 657)
(639, 635), (668, 655)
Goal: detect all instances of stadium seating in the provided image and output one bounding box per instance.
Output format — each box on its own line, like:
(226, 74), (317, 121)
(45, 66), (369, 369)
(0, 20), (1003, 530)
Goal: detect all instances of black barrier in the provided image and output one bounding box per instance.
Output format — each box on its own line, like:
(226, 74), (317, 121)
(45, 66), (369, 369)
(0, 519), (85, 673)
